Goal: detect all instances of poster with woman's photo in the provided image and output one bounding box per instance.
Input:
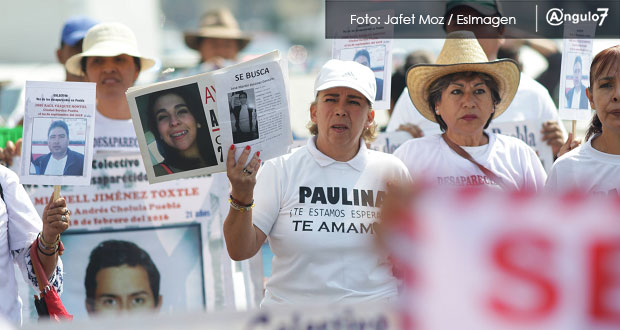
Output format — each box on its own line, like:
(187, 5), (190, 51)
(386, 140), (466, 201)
(128, 51), (291, 183)
(332, 39), (393, 110)
(130, 82), (223, 183)
(128, 78), (225, 184)
(19, 81), (95, 185)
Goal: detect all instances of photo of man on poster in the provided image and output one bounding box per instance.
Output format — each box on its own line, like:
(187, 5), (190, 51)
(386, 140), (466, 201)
(353, 48), (384, 101)
(84, 240), (162, 315)
(31, 120), (85, 176)
(229, 89), (259, 144)
(565, 55), (589, 109)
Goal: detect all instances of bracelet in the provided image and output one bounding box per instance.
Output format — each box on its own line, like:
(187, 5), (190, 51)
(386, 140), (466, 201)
(229, 194), (254, 212)
(37, 237), (58, 256)
(38, 233), (59, 250)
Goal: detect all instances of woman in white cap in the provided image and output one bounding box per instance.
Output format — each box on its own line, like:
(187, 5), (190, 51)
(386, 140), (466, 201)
(65, 22), (156, 151)
(223, 60), (410, 306)
(547, 45), (620, 194)
(393, 31), (546, 190)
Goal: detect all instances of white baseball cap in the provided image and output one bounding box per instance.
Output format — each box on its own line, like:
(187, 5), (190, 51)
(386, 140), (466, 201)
(314, 59), (377, 104)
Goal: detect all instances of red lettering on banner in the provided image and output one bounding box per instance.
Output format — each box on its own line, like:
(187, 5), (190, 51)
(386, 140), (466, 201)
(204, 85), (216, 104)
(488, 233), (558, 321)
(589, 240), (620, 323)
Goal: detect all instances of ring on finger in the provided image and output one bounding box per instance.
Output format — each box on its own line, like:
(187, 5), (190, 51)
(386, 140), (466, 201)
(242, 168), (253, 175)
(61, 215), (67, 222)
(62, 208), (70, 215)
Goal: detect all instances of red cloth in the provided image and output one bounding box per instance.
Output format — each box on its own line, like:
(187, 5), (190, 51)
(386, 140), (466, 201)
(29, 240), (73, 321)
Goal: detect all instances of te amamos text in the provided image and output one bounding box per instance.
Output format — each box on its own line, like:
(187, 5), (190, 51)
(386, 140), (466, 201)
(235, 67), (270, 81)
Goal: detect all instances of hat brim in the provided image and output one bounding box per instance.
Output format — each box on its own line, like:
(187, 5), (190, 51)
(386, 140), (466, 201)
(184, 28), (251, 51)
(65, 40), (156, 76)
(406, 60), (520, 123)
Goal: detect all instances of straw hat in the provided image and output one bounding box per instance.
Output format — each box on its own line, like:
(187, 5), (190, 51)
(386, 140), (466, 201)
(184, 8), (251, 51)
(65, 22), (156, 76)
(406, 30), (520, 123)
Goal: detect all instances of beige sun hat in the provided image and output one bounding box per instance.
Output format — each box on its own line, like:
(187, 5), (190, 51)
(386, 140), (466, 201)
(65, 22), (156, 76)
(184, 8), (251, 51)
(406, 30), (520, 123)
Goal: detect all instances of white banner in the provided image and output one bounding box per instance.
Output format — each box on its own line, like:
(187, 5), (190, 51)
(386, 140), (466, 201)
(21, 153), (257, 319)
(387, 188), (620, 330)
(24, 301), (398, 330)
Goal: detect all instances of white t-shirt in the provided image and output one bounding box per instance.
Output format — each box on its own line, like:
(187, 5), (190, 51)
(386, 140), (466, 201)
(93, 111), (140, 153)
(44, 155), (67, 175)
(387, 73), (567, 139)
(546, 135), (620, 195)
(0, 166), (62, 324)
(393, 133), (547, 191)
(253, 137), (410, 306)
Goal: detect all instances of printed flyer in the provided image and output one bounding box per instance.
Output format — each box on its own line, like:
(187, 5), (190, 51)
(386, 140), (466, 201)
(20, 81), (96, 185)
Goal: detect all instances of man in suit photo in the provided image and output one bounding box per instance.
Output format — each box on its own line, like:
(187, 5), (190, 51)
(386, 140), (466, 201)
(566, 55), (589, 109)
(32, 120), (84, 176)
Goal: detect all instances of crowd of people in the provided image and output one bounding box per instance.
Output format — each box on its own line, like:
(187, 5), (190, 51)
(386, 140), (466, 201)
(1, 0), (618, 326)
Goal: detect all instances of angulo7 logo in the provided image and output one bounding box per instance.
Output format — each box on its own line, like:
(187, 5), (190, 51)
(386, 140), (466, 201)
(546, 8), (609, 27)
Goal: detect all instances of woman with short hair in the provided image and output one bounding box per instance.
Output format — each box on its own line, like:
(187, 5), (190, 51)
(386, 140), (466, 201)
(546, 45), (620, 194)
(393, 31), (546, 190)
(223, 59), (410, 306)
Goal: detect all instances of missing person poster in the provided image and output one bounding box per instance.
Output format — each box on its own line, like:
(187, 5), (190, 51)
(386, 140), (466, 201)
(332, 39), (393, 110)
(20, 81), (95, 185)
(331, 9), (394, 111)
(559, 23), (596, 121)
(22, 153), (258, 318)
(213, 50), (292, 164)
(128, 51), (291, 184)
(127, 76), (225, 184)
(60, 224), (205, 317)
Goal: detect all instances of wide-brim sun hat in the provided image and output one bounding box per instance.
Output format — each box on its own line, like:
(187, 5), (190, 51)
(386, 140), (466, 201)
(406, 30), (520, 123)
(184, 8), (251, 51)
(314, 59), (377, 104)
(65, 22), (156, 76)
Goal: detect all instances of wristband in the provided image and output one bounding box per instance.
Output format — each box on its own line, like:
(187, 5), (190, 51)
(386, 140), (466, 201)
(229, 194), (254, 212)
(37, 239), (58, 256)
(38, 233), (59, 250)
